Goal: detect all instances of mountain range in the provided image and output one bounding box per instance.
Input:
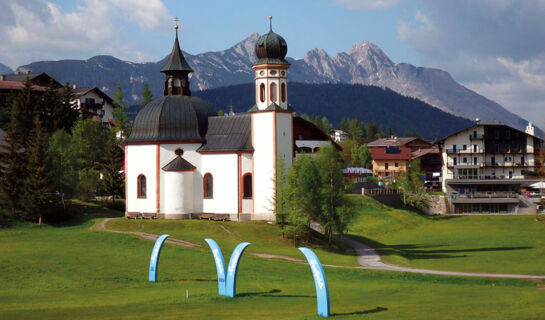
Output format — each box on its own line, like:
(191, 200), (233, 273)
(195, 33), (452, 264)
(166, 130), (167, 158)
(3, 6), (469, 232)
(0, 63), (12, 75)
(10, 32), (537, 135)
(192, 83), (474, 140)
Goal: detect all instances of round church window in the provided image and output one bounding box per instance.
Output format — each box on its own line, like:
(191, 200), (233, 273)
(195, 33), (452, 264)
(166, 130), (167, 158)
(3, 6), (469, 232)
(175, 148), (184, 156)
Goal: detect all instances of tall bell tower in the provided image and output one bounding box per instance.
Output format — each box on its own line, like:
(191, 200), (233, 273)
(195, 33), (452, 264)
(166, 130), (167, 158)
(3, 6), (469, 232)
(250, 17), (294, 219)
(161, 17), (193, 96)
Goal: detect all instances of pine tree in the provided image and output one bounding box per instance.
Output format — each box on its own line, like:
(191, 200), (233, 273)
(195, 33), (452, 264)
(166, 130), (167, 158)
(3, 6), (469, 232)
(274, 156), (289, 233)
(140, 82), (153, 109)
(316, 145), (354, 244)
(48, 130), (78, 206)
(112, 82), (130, 138)
(0, 102), (25, 216)
(71, 118), (107, 201)
(14, 78), (40, 148)
(285, 155), (321, 246)
(101, 130), (124, 205)
(22, 118), (55, 224)
(40, 79), (78, 134)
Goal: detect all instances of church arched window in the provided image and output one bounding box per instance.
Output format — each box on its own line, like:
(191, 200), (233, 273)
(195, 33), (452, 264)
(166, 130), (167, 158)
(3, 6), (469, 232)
(203, 173), (213, 199)
(243, 173), (252, 199)
(270, 82), (277, 103)
(137, 174), (146, 198)
(281, 83), (286, 102)
(259, 83), (265, 103)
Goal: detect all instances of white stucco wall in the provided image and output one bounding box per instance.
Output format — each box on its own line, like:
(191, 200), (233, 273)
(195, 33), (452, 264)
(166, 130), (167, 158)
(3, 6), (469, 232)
(276, 113), (293, 168)
(159, 143), (202, 214)
(126, 144), (157, 214)
(252, 112), (275, 215)
(163, 171), (193, 214)
(201, 153), (238, 214)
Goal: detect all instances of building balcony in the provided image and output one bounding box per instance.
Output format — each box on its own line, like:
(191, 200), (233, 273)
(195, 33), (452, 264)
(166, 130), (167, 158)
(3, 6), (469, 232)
(469, 133), (484, 140)
(446, 175), (526, 183)
(451, 191), (519, 199)
(447, 162), (483, 168)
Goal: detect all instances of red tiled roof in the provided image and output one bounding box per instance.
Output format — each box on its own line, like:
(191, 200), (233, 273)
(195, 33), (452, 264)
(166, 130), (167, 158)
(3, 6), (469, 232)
(370, 147), (412, 160)
(411, 146), (440, 158)
(0, 80), (44, 91)
(367, 137), (419, 147)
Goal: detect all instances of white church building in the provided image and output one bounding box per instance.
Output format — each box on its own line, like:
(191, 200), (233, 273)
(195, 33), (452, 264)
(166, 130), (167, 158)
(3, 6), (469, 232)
(124, 21), (337, 221)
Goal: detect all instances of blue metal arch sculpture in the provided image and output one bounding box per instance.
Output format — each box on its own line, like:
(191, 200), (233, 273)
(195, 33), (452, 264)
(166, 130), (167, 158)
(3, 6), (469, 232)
(298, 247), (330, 317)
(205, 238), (251, 297)
(225, 242), (251, 297)
(204, 238), (227, 296)
(148, 234), (170, 282)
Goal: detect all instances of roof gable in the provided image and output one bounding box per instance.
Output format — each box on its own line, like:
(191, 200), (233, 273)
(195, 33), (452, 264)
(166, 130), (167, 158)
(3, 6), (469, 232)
(198, 113), (253, 153)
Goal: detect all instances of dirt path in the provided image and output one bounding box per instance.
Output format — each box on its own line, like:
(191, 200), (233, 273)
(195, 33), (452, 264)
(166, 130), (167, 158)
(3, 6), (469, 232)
(92, 218), (201, 248)
(93, 218), (545, 279)
(337, 236), (545, 279)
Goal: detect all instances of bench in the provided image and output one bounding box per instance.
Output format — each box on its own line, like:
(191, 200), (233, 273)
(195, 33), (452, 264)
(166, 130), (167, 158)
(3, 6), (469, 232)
(198, 213), (215, 220)
(211, 214), (231, 222)
(142, 212), (157, 220)
(126, 212), (140, 219)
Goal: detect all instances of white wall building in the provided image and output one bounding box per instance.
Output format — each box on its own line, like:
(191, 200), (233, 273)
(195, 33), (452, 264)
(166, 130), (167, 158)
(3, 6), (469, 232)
(72, 86), (115, 128)
(439, 120), (543, 213)
(124, 22), (334, 221)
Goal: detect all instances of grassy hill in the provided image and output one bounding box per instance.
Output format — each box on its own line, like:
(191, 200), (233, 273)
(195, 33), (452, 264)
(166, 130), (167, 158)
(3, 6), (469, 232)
(0, 200), (544, 319)
(347, 196), (545, 275)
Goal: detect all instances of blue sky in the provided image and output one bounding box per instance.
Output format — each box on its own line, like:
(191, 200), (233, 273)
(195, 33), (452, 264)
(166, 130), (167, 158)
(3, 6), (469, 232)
(0, 0), (544, 123)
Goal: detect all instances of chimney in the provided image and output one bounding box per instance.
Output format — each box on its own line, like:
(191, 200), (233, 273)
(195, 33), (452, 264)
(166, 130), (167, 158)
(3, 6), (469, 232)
(526, 122), (535, 136)
(72, 84), (77, 89)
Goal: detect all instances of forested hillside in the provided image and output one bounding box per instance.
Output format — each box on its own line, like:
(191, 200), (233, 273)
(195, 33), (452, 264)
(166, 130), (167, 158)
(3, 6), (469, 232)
(193, 83), (474, 140)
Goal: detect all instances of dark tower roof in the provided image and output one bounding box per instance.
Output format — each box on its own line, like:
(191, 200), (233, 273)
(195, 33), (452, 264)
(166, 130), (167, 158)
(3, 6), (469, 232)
(161, 32), (193, 73)
(126, 95), (216, 143)
(254, 18), (289, 66)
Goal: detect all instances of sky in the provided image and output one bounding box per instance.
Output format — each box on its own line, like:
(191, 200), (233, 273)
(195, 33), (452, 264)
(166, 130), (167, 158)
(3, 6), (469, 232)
(0, 0), (544, 125)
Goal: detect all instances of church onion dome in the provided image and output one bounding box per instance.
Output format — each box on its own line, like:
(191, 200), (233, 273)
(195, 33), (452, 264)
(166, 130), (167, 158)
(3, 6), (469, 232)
(126, 95), (217, 143)
(161, 33), (194, 73)
(254, 21), (289, 66)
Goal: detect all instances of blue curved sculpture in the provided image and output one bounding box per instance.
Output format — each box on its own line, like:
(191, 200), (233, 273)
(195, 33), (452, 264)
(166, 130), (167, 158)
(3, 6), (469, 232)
(205, 238), (227, 296)
(225, 242), (251, 297)
(205, 238), (251, 297)
(298, 247), (330, 317)
(148, 234), (170, 282)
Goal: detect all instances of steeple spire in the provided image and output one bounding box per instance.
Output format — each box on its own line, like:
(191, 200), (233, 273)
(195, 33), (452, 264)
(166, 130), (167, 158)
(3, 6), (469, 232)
(161, 17), (193, 96)
(269, 15), (272, 31)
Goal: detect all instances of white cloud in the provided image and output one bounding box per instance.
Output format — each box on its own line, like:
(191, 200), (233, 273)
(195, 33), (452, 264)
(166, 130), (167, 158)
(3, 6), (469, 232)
(0, 0), (171, 68)
(396, 0), (545, 122)
(333, 0), (404, 10)
(109, 0), (170, 31)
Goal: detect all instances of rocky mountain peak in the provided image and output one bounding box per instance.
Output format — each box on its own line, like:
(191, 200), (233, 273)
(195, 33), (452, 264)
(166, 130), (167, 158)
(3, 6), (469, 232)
(349, 40), (394, 66)
(230, 32), (260, 62)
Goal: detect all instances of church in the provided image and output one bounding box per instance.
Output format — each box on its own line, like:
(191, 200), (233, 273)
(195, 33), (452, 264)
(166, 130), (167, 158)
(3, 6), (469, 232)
(124, 19), (337, 221)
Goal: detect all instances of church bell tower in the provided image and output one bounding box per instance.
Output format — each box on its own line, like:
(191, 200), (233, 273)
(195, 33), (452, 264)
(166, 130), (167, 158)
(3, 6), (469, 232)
(250, 17), (293, 218)
(161, 18), (193, 96)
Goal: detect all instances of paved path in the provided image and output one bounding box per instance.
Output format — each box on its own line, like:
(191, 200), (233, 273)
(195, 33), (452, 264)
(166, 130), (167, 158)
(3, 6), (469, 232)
(94, 218), (545, 279)
(337, 236), (545, 279)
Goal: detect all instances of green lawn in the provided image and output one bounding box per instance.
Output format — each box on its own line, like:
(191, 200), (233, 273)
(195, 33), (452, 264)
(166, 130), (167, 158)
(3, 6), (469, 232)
(348, 195), (545, 275)
(0, 202), (544, 319)
(107, 218), (358, 267)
